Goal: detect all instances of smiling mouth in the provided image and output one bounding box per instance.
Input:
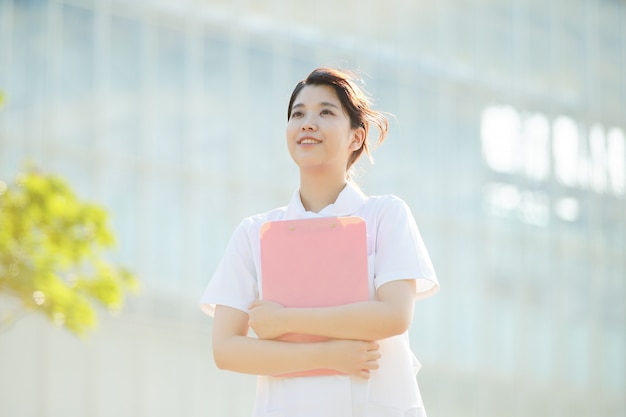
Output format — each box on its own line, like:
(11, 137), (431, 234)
(299, 138), (322, 144)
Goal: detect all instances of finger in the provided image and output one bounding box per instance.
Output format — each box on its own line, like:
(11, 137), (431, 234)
(369, 350), (381, 360)
(357, 369), (371, 380)
(364, 341), (379, 351)
(365, 354), (380, 365)
(365, 359), (379, 370)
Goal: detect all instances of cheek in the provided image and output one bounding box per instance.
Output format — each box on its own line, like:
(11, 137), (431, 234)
(285, 122), (298, 140)
(285, 124), (298, 154)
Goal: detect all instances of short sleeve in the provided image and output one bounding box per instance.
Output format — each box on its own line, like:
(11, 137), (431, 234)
(199, 219), (259, 316)
(373, 197), (439, 299)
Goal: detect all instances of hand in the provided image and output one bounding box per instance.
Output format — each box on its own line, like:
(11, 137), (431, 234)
(325, 339), (380, 380)
(248, 299), (286, 340)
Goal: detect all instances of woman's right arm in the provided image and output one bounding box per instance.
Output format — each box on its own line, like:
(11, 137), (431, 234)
(212, 305), (380, 379)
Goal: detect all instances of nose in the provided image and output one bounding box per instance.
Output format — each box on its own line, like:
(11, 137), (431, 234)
(301, 115), (317, 131)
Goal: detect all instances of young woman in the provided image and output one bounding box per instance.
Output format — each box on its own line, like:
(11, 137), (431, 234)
(201, 67), (439, 417)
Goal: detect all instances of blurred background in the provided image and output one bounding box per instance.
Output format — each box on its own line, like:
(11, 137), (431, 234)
(0, 0), (625, 416)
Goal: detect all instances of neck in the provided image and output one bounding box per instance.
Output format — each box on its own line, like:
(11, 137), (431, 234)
(299, 169), (348, 213)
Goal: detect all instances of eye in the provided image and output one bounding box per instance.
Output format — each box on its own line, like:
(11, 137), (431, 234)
(320, 109), (335, 116)
(290, 111), (303, 119)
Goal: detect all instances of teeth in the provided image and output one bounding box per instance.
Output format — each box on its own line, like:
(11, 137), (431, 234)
(300, 139), (320, 144)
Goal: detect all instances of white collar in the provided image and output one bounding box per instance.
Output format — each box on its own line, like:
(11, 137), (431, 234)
(284, 181), (367, 220)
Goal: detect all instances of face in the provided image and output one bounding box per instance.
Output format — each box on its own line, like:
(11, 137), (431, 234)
(286, 84), (364, 175)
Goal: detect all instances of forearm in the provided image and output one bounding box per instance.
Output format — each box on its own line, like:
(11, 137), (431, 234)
(213, 335), (328, 376)
(212, 305), (379, 378)
(251, 280), (417, 341)
(282, 300), (407, 341)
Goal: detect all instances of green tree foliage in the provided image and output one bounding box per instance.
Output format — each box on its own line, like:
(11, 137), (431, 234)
(0, 168), (138, 336)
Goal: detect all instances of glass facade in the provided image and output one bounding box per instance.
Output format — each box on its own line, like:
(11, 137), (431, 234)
(0, 0), (624, 416)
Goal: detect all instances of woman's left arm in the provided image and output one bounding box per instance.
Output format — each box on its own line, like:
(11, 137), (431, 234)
(248, 279), (416, 341)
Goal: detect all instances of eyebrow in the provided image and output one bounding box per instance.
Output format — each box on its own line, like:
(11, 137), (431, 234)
(292, 101), (340, 110)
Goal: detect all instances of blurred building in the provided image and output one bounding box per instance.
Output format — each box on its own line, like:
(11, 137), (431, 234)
(0, 0), (624, 416)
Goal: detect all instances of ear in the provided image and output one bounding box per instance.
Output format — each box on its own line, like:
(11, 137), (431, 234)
(351, 126), (366, 150)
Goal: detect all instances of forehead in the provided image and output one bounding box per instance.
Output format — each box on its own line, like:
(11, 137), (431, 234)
(293, 84), (340, 107)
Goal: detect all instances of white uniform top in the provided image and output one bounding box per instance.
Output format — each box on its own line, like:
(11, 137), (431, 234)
(201, 182), (439, 417)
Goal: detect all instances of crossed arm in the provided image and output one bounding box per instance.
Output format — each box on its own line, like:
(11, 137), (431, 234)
(211, 279), (416, 379)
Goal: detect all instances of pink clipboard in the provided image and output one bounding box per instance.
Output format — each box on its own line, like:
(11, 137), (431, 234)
(259, 216), (369, 377)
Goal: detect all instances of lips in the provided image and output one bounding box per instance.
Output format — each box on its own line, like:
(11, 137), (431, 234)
(298, 137), (322, 144)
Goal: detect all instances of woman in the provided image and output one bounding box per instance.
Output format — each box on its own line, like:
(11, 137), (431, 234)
(201, 67), (439, 417)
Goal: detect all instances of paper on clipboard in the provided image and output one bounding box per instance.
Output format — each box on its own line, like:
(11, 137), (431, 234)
(259, 216), (369, 377)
